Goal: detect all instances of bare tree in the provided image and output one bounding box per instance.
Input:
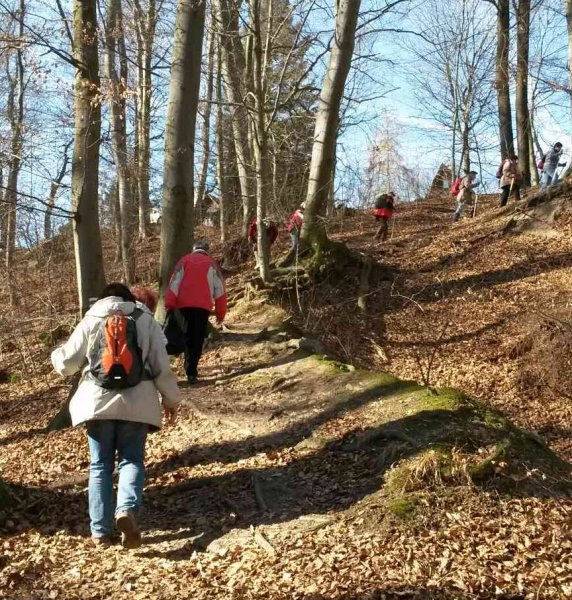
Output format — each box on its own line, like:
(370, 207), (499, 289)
(215, 40), (230, 243)
(195, 21), (215, 222)
(44, 139), (72, 240)
(104, 0), (135, 284)
(71, 0), (106, 315)
(158, 0), (205, 318)
(515, 0), (531, 186)
(4, 0), (26, 306)
(406, 0), (496, 178)
(211, 0), (253, 236)
(485, 0), (515, 159)
(301, 0), (362, 252)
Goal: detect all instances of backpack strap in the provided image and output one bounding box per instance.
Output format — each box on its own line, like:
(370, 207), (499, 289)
(129, 307), (154, 381)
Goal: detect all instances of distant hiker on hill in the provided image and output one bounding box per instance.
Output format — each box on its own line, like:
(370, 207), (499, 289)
(373, 192), (395, 242)
(248, 217), (279, 266)
(453, 171), (480, 222)
(165, 240), (227, 384)
(540, 142), (565, 189)
(51, 283), (180, 549)
(499, 155), (521, 207)
(288, 203), (305, 251)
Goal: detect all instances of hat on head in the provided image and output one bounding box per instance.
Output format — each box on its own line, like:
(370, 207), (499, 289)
(469, 170), (478, 175)
(193, 239), (210, 252)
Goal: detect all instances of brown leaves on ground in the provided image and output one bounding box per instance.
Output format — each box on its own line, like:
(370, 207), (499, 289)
(1, 198), (572, 598)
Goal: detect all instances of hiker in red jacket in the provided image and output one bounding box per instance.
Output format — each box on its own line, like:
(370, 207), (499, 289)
(165, 240), (227, 384)
(248, 217), (279, 265)
(287, 203), (305, 250)
(373, 192), (395, 242)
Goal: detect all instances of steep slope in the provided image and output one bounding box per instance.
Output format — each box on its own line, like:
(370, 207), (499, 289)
(1, 188), (572, 599)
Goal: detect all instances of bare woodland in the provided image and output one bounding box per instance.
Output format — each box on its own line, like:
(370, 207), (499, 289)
(2, 0), (572, 598)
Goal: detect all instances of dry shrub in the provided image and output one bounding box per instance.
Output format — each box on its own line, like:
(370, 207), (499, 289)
(518, 310), (572, 401)
(386, 447), (473, 493)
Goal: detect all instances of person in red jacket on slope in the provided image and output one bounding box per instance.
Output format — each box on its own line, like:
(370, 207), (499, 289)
(165, 240), (227, 384)
(288, 202), (305, 250)
(247, 217), (279, 266)
(373, 192), (395, 242)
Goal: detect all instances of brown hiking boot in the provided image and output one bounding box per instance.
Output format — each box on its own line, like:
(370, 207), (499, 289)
(116, 511), (142, 549)
(91, 535), (112, 547)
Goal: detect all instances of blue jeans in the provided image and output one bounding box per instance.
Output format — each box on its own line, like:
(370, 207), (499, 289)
(86, 420), (148, 538)
(541, 171), (557, 189)
(290, 230), (299, 250)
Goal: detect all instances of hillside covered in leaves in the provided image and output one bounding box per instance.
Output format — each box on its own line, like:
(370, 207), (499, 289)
(1, 188), (572, 599)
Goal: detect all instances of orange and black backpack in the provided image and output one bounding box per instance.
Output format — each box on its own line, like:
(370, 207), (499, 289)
(89, 309), (145, 389)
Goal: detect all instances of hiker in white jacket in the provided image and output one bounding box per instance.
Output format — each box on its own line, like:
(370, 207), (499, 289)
(51, 283), (181, 549)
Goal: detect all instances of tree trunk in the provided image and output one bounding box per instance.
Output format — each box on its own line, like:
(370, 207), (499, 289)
(158, 0), (205, 320)
(133, 0), (156, 239)
(301, 0), (361, 253)
(105, 0), (135, 284)
(215, 41), (229, 243)
(71, 0), (106, 316)
(195, 24), (215, 222)
(248, 0), (272, 282)
(44, 140), (72, 240)
(4, 0), (26, 307)
(496, 0), (514, 159)
(564, 0), (572, 178)
(211, 0), (253, 237)
(109, 180), (122, 263)
(515, 0), (531, 187)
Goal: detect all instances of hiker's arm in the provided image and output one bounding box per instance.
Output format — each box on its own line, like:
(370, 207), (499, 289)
(147, 319), (181, 408)
(164, 262), (184, 310)
(51, 320), (89, 377)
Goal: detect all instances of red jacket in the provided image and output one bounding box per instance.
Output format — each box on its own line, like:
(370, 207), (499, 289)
(248, 219), (279, 245)
(288, 209), (304, 233)
(165, 250), (227, 322)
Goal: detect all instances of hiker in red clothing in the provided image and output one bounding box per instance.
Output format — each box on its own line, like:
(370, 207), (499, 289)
(165, 240), (227, 384)
(373, 192), (395, 242)
(287, 203), (305, 250)
(248, 217), (279, 265)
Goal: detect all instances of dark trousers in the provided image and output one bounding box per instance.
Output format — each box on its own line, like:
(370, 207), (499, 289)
(374, 216), (389, 241)
(179, 307), (210, 379)
(500, 184), (520, 207)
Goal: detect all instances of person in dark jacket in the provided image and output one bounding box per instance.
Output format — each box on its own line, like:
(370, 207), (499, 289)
(373, 192), (395, 241)
(165, 240), (227, 384)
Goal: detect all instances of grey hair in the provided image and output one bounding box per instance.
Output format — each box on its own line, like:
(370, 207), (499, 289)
(193, 239), (210, 252)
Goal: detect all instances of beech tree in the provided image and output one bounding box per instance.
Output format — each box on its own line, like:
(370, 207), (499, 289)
(71, 0), (106, 315)
(158, 0), (205, 317)
(485, 0), (515, 159)
(3, 0), (25, 307)
(211, 0), (253, 236)
(300, 0), (362, 254)
(515, 0), (532, 186)
(103, 0), (135, 284)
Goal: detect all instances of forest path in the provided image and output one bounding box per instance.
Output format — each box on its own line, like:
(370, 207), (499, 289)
(1, 192), (572, 599)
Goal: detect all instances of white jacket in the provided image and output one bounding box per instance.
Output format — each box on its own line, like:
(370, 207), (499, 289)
(51, 297), (181, 430)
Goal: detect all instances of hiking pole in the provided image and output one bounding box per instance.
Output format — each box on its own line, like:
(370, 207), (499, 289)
(472, 193), (479, 218)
